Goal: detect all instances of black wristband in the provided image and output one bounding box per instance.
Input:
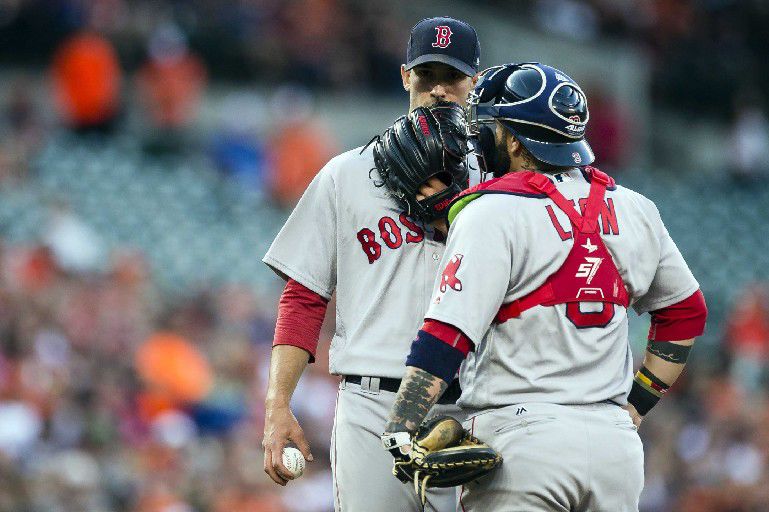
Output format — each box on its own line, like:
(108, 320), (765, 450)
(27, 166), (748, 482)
(627, 379), (660, 416)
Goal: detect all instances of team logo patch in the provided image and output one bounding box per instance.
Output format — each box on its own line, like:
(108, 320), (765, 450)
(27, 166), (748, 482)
(572, 152), (582, 164)
(440, 254), (463, 292)
(432, 26), (452, 48)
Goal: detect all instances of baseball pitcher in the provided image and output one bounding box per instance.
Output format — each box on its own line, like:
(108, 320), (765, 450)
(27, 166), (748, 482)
(261, 17), (482, 512)
(381, 63), (708, 511)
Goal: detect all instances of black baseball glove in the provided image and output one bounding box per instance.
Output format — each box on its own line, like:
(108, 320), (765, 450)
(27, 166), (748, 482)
(381, 416), (502, 507)
(371, 101), (471, 223)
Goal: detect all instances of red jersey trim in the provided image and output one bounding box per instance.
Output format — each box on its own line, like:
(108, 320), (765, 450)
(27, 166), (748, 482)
(648, 289), (707, 341)
(422, 319), (473, 356)
(273, 279), (330, 362)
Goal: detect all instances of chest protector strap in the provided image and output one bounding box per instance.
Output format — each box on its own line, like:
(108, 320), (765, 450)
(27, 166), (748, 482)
(494, 170), (630, 324)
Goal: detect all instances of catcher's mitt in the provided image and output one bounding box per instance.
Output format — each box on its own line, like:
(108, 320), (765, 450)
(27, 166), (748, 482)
(381, 416), (502, 507)
(371, 101), (471, 223)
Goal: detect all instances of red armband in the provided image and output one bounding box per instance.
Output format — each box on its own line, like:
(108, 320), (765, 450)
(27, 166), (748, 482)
(273, 279), (329, 362)
(648, 289), (707, 341)
(421, 319), (474, 356)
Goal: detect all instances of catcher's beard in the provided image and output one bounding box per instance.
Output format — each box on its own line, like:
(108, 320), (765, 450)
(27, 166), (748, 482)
(494, 130), (512, 177)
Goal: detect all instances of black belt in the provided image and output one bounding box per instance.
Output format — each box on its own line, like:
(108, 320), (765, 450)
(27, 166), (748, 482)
(344, 375), (462, 405)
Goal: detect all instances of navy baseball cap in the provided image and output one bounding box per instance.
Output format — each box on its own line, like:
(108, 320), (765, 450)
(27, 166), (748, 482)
(405, 17), (481, 77)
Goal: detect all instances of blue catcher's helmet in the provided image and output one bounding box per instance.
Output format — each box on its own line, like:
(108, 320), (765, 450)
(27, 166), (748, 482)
(468, 62), (594, 176)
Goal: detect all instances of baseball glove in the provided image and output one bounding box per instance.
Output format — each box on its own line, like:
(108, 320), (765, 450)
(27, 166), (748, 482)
(371, 101), (471, 223)
(381, 416), (502, 507)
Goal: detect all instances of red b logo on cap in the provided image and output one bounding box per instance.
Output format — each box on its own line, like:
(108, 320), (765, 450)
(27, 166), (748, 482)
(432, 26), (452, 48)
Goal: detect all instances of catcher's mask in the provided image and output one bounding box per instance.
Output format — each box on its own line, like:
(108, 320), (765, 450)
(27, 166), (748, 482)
(467, 62), (594, 179)
(372, 101), (471, 223)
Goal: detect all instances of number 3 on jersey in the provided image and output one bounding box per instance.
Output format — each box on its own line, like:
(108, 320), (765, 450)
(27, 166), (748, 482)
(356, 214), (424, 264)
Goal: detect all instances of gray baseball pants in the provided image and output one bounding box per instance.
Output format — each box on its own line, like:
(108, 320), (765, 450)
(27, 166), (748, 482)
(458, 402), (644, 512)
(331, 377), (463, 512)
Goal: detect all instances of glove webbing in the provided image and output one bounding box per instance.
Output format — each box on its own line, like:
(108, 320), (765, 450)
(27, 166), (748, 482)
(414, 470), (431, 510)
(401, 434), (502, 509)
(407, 454), (504, 510)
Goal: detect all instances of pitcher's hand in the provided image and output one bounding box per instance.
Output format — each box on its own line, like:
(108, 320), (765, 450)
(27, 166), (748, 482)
(262, 405), (313, 485)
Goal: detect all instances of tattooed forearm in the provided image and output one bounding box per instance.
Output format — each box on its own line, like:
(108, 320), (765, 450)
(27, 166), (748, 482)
(647, 340), (692, 364)
(385, 367), (448, 434)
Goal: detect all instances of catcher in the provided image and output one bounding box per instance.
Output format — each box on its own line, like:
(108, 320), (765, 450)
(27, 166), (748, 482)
(382, 62), (707, 511)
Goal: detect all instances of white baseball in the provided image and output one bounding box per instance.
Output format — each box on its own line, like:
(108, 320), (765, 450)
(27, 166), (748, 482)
(282, 447), (305, 478)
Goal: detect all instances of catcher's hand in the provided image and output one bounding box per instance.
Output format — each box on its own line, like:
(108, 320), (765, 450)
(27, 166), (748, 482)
(371, 101), (470, 223)
(381, 416), (502, 506)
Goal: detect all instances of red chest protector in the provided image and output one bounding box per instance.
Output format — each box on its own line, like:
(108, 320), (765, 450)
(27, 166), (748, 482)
(449, 167), (630, 328)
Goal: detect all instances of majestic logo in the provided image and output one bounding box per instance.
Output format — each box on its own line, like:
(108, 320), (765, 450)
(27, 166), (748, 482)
(569, 115), (581, 123)
(440, 254), (463, 292)
(432, 26), (453, 48)
(581, 238), (597, 253)
(575, 256), (603, 284)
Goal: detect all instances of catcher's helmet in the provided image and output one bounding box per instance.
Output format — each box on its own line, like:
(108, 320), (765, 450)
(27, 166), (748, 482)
(468, 62), (594, 175)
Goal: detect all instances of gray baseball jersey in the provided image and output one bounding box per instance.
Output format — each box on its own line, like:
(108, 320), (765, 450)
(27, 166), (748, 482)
(264, 145), (480, 379)
(425, 168), (699, 409)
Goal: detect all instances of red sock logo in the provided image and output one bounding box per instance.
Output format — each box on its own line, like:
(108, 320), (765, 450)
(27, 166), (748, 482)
(440, 254), (463, 292)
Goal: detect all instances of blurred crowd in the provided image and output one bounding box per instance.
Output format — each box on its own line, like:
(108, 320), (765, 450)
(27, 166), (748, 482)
(0, 28), (337, 209)
(0, 235), (341, 512)
(2, 0), (769, 117)
(523, 0), (769, 121)
(0, 1), (767, 512)
(639, 283), (769, 512)
(1, 216), (769, 512)
(0, 0), (405, 92)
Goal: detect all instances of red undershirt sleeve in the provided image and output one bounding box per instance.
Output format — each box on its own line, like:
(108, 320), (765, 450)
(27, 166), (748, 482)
(273, 279), (330, 363)
(648, 289), (707, 342)
(421, 319), (474, 356)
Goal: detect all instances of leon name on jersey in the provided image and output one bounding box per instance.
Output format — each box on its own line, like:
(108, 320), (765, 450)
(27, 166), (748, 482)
(546, 197), (620, 240)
